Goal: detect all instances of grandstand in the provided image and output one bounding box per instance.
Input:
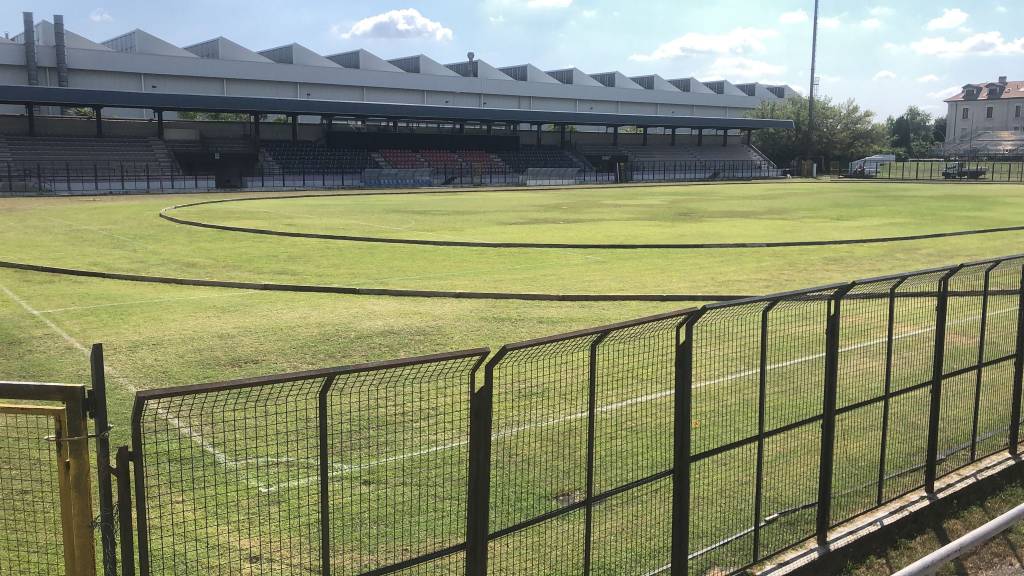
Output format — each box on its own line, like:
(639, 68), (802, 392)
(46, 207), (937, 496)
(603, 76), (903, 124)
(0, 11), (796, 190)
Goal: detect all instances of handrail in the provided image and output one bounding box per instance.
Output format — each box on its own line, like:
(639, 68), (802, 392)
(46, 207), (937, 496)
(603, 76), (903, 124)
(892, 502), (1024, 576)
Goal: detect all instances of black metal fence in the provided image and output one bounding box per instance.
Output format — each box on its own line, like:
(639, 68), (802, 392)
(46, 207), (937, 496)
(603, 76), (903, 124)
(0, 161), (215, 195)
(839, 159), (1024, 182)
(0, 160), (780, 196)
(118, 254), (1024, 576)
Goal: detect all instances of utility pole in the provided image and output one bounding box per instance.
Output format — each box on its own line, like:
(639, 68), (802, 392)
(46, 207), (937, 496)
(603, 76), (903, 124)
(807, 0), (821, 162)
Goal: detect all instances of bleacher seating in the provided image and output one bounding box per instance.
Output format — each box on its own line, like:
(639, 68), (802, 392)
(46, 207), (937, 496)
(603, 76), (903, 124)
(579, 142), (773, 167)
(1, 136), (179, 171)
(260, 142), (593, 175)
(497, 148), (585, 171)
(262, 141), (377, 173)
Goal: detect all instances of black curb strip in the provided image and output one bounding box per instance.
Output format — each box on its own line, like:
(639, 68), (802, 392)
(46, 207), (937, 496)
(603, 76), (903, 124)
(161, 192), (1024, 250)
(0, 260), (752, 303)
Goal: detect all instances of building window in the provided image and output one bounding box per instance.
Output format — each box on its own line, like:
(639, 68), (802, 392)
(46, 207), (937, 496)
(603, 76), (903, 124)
(963, 108), (969, 119)
(1017, 105), (1021, 118)
(986, 106), (994, 119)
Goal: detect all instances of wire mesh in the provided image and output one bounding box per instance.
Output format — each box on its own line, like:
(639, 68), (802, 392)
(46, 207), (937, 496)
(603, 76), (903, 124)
(136, 377), (325, 576)
(324, 354), (483, 574)
(0, 409), (65, 576)
(119, 255), (1024, 576)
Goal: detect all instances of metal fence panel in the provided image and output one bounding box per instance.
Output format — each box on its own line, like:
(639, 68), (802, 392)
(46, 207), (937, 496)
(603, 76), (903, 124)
(0, 408), (67, 575)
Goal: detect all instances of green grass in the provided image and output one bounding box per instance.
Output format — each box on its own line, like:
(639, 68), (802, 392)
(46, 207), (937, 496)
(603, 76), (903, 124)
(1, 181), (1024, 575)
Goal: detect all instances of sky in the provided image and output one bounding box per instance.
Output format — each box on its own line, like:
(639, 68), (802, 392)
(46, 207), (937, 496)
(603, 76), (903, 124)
(2, 0), (1021, 119)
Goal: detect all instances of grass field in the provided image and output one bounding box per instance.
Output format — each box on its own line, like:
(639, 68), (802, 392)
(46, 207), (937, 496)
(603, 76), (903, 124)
(2, 180), (1024, 575)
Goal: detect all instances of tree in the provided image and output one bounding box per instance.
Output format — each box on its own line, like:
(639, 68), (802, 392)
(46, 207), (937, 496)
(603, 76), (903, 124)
(747, 95), (888, 168)
(886, 106), (938, 159)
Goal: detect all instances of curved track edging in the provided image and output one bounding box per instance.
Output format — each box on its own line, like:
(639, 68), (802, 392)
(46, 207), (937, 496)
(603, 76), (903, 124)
(160, 192), (1024, 250)
(0, 260), (750, 303)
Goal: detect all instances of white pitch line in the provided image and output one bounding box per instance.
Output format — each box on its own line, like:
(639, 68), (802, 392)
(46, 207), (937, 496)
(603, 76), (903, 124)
(0, 280), (250, 483)
(259, 305), (1018, 493)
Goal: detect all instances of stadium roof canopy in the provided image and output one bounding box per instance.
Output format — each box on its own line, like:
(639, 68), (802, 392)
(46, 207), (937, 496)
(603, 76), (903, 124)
(0, 85), (795, 131)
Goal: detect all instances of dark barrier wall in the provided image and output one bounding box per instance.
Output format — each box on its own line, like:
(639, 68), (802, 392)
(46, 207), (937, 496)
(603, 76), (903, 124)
(127, 255), (1024, 576)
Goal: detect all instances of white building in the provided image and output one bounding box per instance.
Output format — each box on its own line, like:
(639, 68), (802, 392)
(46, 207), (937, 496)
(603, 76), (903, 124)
(944, 76), (1024, 154)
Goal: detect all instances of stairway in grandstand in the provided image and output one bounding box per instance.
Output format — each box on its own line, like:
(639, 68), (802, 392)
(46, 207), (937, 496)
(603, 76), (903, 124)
(0, 136), (180, 171)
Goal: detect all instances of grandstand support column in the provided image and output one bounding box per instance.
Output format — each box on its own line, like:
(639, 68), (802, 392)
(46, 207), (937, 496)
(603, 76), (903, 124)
(642, 127), (648, 146)
(697, 129), (703, 146)
(613, 126), (619, 146)
(559, 124), (566, 148)
(536, 123), (542, 146)
(156, 110), (164, 139)
(94, 107), (103, 138)
(252, 113), (261, 142)
(486, 123), (493, 135)
(671, 128), (677, 146)
(25, 104), (35, 137)
(745, 129), (752, 146)
(290, 115), (298, 142)
(722, 130), (728, 147)
(393, 120), (399, 132)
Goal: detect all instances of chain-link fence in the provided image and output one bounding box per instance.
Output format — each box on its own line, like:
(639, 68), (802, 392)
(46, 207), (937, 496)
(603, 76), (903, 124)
(119, 254), (1024, 576)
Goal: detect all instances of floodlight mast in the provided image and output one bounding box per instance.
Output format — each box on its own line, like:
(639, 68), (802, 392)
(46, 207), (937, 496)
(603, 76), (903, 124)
(807, 0), (820, 160)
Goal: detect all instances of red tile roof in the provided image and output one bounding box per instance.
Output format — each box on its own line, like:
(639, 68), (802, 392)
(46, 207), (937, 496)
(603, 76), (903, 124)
(946, 81), (1024, 102)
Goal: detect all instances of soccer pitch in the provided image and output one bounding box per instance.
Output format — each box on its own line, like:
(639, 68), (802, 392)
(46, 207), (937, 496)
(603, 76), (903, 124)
(2, 180), (1024, 574)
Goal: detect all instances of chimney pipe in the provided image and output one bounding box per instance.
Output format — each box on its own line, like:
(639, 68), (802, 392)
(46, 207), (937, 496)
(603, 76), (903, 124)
(54, 14), (68, 87)
(999, 75), (1008, 84)
(22, 11), (38, 86)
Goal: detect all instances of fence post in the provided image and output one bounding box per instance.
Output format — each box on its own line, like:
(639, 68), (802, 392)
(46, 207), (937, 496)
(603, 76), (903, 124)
(66, 162), (71, 191)
(1009, 264), (1024, 453)
(318, 375), (337, 576)
(672, 311), (703, 576)
(130, 400), (151, 576)
(90, 344), (118, 576)
(7, 163), (11, 193)
(925, 265), (961, 493)
(969, 262), (999, 462)
(877, 276), (908, 505)
(752, 300), (779, 563)
(816, 284), (853, 547)
(115, 446), (135, 576)
(467, 353), (500, 576)
(582, 331), (611, 575)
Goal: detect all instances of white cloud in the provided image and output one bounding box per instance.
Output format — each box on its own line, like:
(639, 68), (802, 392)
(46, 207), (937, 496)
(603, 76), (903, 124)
(861, 18), (882, 30)
(916, 74), (940, 82)
(526, 0), (572, 7)
(704, 56), (786, 82)
(489, 14), (505, 24)
(873, 70), (897, 81)
(581, 9), (598, 18)
(819, 16), (841, 29)
(869, 6), (895, 16)
(925, 8), (968, 30)
(996, 4), (1008, 13)
(779, 10), (809, 24)
(629, 27), (779, 62)
(334, 8), (453, 41)
(911, 31), (1024, 57)
(89, 8), (112, 22)
(928, 85), (962, 99)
